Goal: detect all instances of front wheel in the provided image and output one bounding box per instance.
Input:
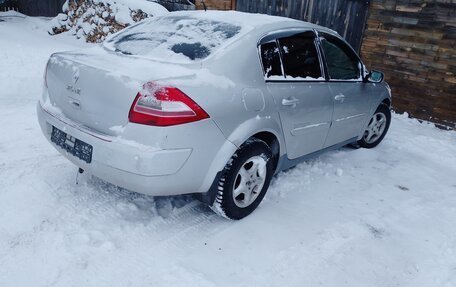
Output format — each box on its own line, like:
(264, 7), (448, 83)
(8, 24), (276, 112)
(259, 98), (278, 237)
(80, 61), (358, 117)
(212, 138), (274, 220)
(358, 104), (391, 148)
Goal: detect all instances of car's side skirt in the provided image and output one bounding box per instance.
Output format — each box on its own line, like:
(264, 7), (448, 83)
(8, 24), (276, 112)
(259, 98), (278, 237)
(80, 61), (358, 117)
(276, 137), (358, 173)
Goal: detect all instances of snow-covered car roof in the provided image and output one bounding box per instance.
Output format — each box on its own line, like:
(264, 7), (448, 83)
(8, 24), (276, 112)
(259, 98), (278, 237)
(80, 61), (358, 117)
(168, 10), (338, 33)
(170, 10), (300, 28)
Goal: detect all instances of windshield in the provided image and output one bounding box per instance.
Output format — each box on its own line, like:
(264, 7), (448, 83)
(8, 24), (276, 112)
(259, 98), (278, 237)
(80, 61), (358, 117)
(104, 15), (243, 62)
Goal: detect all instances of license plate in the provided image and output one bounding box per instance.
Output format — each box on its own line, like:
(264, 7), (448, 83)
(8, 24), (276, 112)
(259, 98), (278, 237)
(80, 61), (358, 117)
(51, 126), (93, 164)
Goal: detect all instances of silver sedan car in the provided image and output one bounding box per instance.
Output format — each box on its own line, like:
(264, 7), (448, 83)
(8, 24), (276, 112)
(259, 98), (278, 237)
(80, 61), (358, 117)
(37, 11), (391, 219)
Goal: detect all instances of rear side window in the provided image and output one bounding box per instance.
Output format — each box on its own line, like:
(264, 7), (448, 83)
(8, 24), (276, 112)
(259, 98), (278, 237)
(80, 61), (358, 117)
(104, 16), (242, 62)
(278, 33), (323, 80)
(320, 36), (361, 80)
(260, 42), (283, 79)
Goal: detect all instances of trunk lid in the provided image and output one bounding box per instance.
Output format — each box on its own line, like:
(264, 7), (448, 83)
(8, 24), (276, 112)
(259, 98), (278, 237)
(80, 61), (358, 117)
(44, 47), (198, 136)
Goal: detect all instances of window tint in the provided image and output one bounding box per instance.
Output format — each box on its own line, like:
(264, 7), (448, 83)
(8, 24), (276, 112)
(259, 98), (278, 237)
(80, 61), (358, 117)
(320, 36), (361, 80)
(260, 42), (283, 79)
(278, 34), (323, 80)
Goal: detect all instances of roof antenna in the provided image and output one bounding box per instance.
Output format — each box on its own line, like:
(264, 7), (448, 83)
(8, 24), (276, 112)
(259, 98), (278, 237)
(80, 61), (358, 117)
(201, 0), (207, 11)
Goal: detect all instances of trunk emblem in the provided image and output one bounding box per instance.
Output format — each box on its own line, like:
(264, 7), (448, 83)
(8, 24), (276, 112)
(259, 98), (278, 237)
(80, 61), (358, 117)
(67, 69), (81, 95)
(72, 70), (79, 84)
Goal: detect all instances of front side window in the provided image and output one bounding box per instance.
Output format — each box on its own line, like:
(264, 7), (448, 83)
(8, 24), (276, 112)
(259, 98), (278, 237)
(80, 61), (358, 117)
(320, 35), (361, 80)
(260, 41), (283, 79)
(278, 33), (323, 80)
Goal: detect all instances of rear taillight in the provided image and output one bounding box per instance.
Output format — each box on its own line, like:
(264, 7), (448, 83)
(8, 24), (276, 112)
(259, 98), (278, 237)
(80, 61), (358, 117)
(128, 82), (209, 126)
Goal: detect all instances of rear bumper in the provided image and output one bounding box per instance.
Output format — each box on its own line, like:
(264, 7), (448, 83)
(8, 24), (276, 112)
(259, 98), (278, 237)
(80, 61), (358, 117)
(37, 102), (237, 196)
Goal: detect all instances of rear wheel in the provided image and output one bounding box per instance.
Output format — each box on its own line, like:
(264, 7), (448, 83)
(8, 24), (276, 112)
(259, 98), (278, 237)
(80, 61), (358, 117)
(358, 104), (391, 148)
(212, 138), (273, 220)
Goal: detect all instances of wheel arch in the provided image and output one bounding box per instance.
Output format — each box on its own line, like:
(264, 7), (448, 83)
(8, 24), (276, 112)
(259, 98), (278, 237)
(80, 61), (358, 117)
(225, 116), (285, 173)
(249, 131), (281, 173)
(359, 92), (392, 140)
(196, 124), (283, 206)
(381, 97), (391, 108)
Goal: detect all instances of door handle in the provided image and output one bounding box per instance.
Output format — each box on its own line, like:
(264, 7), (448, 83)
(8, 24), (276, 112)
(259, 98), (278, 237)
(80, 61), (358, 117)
(334, 94), (345, 102)
(282, 97), (300, 107)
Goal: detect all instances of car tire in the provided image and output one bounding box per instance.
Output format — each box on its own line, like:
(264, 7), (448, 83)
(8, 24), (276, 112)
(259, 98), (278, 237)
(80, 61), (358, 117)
(358, 104), (391, 149)
(212, 138), (274, 220)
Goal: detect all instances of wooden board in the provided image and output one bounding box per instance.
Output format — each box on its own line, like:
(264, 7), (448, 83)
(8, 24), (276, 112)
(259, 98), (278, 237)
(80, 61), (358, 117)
(236, 0), (370, 52)
(361, 0), (456, 129)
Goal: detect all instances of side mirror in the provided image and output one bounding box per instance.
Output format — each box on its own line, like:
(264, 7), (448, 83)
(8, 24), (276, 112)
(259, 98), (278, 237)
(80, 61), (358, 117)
(365, 70), (384, 83)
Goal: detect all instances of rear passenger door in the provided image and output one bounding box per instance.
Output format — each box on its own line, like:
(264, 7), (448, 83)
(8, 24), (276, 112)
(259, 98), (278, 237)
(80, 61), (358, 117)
(260, 31), (334, 159)
(319, 33), (371, 147)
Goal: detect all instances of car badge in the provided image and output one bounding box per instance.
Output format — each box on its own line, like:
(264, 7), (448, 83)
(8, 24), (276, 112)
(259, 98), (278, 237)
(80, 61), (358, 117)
(67, 69), (81, 95)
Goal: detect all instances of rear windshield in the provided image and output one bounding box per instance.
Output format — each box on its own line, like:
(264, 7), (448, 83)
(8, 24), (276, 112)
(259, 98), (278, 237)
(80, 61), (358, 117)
(104, 16), (242, 62)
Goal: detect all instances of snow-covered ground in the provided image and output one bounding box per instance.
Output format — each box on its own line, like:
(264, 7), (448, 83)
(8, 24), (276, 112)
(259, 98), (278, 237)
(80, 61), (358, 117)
(1, 13), (456, 287)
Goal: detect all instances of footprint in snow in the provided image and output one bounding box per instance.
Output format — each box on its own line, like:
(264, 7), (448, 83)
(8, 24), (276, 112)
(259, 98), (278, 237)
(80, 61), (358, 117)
(365, 223), (385, 239)
(396, 185), (410, 191)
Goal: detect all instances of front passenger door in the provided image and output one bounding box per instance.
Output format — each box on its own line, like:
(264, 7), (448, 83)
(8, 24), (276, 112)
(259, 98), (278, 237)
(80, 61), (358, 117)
(320, 33), (371, 147)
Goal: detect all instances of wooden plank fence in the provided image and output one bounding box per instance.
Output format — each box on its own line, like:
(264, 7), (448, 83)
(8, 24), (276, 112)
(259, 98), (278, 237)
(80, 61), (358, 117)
(0, 0), (20, 12)
(0, 0), (194, 15)
(157, 0), (196, 11)
(0, 0), (65, 16)
(236, 0), (370, 52)
(17, 0), (66, 16)
(195, 0), (234, 10)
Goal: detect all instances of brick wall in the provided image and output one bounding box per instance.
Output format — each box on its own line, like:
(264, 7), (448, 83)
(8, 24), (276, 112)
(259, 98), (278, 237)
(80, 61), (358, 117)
(361, 0), (456, 129)
(195, 0), (234, 10)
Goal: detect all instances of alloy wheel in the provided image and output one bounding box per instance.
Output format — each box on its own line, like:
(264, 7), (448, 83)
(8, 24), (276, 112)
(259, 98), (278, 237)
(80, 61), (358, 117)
(363, 112), (387, 144)
(232, 156), (267, 208)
